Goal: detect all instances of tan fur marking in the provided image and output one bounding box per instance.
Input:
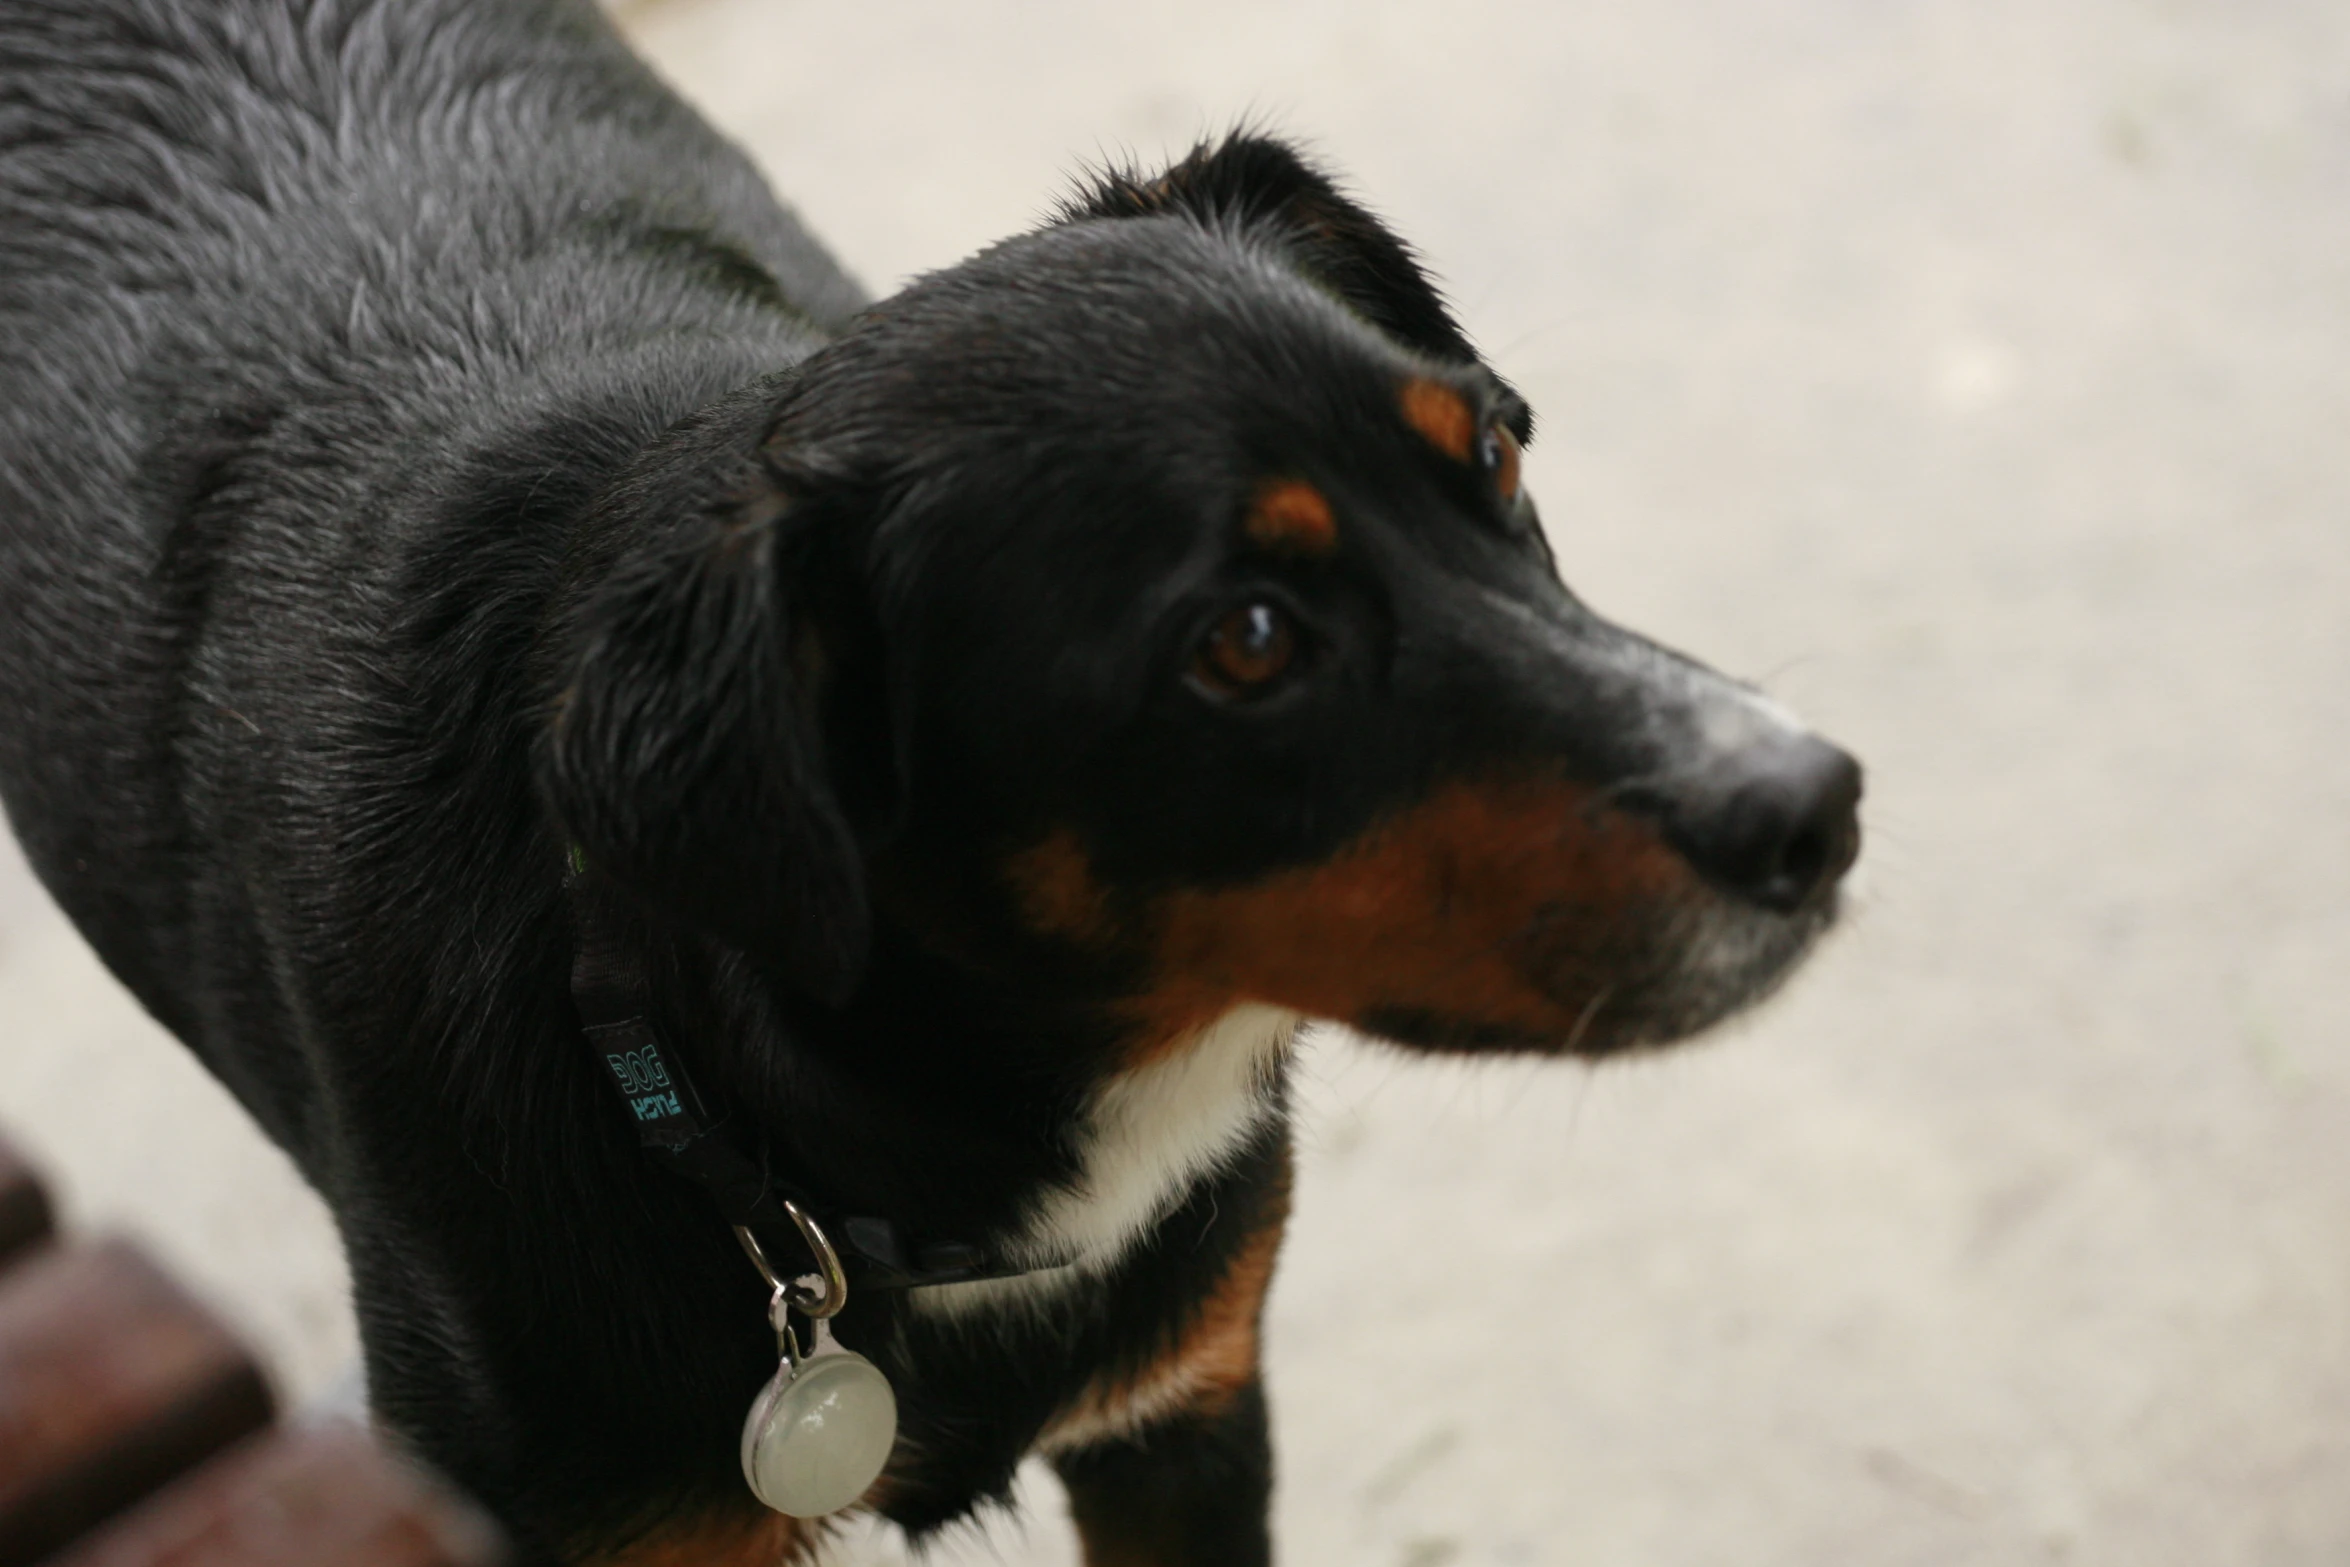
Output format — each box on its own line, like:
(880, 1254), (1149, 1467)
(1038, 1178), (1289, 1454)
(1134, 779), (1693, 1045)
(1244, 478), (1338, 555)
(1399, 377), (1477, 463)
(1010, 781), (1697, 1056)
(1160, 1182), (1285, 1405)
(587, 1511), (804, 1567)
(1008, 828), (1116, 945)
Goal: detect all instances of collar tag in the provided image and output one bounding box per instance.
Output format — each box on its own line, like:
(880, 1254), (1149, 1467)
(585, 1020), (691, 1138)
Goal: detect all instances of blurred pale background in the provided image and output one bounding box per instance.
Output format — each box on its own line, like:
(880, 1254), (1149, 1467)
(3, 1), (2345, 1562)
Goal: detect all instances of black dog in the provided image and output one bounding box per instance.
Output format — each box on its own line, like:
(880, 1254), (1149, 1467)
(0, 1), (1861, 1561)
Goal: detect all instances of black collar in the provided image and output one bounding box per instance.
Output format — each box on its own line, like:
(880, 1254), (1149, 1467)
(566, 861), (1031, 1293)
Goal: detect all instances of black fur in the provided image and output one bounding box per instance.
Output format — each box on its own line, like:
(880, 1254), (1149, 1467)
(0, 2), (1858, 1560)
(1054, 1380), (1277, 1567)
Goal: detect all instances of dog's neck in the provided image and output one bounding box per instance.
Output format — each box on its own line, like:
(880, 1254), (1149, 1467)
(653, 910), (1296, 1313)
(907, 1000), (1297, 1317)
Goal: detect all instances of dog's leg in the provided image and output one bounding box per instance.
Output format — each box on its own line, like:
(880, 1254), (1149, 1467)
(1043, 1180), (1286, 1567)
(1051, 1379), (1274, 1567)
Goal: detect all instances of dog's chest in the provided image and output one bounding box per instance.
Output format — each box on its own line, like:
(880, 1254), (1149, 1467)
(913, 1003), (1295, 1316)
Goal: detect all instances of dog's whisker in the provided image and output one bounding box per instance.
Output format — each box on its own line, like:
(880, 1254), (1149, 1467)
(1563, 985), (1615, 1057)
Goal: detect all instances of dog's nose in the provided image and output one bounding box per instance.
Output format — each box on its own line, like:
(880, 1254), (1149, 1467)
(1660, 732), (1863, 912)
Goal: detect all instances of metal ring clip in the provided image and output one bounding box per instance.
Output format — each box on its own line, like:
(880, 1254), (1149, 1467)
(734, 1201), (848, 1320)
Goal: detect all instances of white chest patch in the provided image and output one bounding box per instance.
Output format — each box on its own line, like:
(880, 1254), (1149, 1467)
(911, 1003), (1297, 1318)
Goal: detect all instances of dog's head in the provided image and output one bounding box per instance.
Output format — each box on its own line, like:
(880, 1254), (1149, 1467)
(545, 135), (1860, 1061)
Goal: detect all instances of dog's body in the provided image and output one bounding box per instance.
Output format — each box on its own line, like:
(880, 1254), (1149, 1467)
(0, 2), (1860, 1562)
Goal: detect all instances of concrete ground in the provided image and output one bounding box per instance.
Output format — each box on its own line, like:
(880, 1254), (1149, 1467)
(4, 0), (2347, 1562)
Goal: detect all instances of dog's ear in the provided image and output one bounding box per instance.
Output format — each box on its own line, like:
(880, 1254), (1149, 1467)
(543, 383), (870, 1004)
(1063, 132), (1484, 371)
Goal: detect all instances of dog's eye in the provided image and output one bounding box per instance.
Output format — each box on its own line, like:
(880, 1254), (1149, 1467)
(1193, 601), (1299, 697)
(1478, 423), (1522, 501)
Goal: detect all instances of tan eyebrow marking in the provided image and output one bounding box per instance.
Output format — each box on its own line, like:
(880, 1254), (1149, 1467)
(1008, 827), (1116, 946)
(1244, 478), (1338, 555)
(1399, 377), (1477, 463)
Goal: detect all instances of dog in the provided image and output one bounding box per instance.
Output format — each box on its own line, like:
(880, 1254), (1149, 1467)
(0, 1), (1861, 1561)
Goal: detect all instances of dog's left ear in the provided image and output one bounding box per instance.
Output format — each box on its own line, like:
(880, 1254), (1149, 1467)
(543, 383), (871, 1004)
(1063, 132), (1487, 373)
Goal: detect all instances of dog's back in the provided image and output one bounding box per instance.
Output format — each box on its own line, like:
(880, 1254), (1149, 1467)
(0, 0), (854, 1143)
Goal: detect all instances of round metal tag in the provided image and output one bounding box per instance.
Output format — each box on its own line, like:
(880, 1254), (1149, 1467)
(739, 1345), (899, 1518)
